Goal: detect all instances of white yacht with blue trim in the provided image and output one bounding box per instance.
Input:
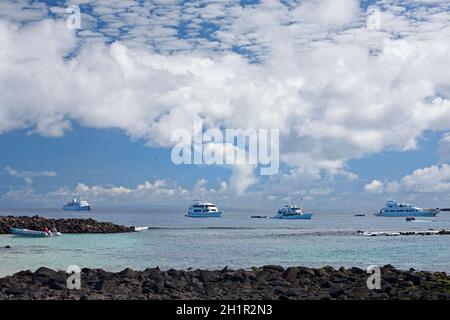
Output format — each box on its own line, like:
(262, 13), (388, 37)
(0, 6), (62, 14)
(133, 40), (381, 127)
(186, 200), (223, 218)
(376, 200), (439, 217)
(63, 196), (91, 211)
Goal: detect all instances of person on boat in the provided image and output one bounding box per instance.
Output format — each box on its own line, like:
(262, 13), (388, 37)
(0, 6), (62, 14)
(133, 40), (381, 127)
(43, 227), (52, 236)
(51, 227), (58, 234)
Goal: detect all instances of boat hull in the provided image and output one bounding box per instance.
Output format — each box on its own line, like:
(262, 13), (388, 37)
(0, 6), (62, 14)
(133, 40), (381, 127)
(9, 227), (49, 237)
(271, 213), (313, 220)
(376, 210), (438, 217)
(186, 211), (223, 218)
(63, 205), (91, 211)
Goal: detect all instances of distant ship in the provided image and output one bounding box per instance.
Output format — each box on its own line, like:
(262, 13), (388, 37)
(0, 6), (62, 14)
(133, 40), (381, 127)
(271, 205), (313, 219)
(186, 200), (223, 218)
(63, 196), (91, 211)
(376, 200), (438, 217)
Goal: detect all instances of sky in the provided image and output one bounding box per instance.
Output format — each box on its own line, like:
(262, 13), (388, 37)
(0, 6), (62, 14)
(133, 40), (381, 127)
(0, 0), (450, 210)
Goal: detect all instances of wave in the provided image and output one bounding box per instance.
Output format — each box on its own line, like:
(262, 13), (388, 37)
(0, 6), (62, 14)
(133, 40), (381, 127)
(134, 226), (450, 238)
(142, 226), (358, 236)
(134, 226), (149, 231)
(145, 226), (259, 230)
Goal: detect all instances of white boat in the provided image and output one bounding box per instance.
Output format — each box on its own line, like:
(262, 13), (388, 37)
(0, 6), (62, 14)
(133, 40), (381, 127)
(186, 200), (223, 218)
(271, 205), (313, 219)
(63, 196), (91, 211)
(376, 200), (439, 217)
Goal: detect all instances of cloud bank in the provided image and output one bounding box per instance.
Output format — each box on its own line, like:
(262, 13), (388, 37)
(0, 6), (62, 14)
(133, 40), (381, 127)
(1, 1), (450, 204)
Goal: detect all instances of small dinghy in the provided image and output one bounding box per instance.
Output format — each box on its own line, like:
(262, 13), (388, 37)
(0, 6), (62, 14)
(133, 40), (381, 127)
(251, 215), (267, 219)
(9, 227), (61, 237)
(405, 217), (416, 222)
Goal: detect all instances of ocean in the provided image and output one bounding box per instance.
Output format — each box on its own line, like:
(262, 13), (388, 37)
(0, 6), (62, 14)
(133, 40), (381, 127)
(1, 207), (450, 277)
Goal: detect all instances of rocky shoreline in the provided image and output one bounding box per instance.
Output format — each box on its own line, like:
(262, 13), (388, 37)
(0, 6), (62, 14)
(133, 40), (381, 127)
(358, 229), (450, 236)
(0, 265), (449, 300)
(0, 215), (135, 234)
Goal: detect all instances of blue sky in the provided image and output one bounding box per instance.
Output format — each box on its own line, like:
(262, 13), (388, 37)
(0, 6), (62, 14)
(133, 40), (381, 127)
(0, 127), (443, 195)
(0, 125), (229, 192)
(1, 0), (450, 209)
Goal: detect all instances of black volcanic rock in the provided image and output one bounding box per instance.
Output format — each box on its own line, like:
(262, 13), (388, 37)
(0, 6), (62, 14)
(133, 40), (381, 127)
(0, 265), (449, 300)
(0, 215), (135, 234)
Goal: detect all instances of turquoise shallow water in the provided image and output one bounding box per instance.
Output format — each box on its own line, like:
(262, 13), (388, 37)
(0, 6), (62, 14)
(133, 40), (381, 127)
(1, 207), (450, 276)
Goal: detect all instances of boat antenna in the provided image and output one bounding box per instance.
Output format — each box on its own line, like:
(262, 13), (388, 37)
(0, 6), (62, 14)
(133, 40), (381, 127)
(288, 191), (303, 207)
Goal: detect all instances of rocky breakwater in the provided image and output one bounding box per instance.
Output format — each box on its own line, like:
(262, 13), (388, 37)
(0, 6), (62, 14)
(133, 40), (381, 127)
(0, 215), (135, 234)
(0, 265), (449, 300)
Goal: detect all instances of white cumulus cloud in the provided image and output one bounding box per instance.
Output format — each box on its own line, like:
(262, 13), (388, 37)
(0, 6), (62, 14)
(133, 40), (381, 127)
(2, 1), (450, 200)
(364, 179), (384, 193)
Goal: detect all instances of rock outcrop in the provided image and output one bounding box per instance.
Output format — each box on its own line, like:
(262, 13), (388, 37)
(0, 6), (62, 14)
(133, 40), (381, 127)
(0, 215), (135, 234)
